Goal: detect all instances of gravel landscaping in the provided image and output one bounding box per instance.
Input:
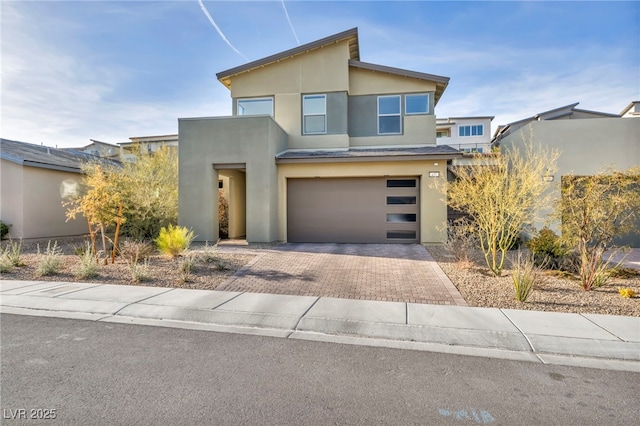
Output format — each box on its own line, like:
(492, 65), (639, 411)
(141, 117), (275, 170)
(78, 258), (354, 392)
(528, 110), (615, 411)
(1, 237), (638, 317)
(428, 245), (640, 317)
(0, 237), (255, 291)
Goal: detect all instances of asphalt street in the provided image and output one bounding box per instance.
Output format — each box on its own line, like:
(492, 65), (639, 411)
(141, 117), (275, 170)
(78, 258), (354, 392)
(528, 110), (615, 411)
(1, 314), (638, 425)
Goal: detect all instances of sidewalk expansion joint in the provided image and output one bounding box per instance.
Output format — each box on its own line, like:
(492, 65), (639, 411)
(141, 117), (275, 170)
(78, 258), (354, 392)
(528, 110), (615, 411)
(209, 291), (246, 310)
(500, 309), (536, 353)
(112, 288), (174, 316)
(289, 297), (321, 337)
(580, 314), (625, 342)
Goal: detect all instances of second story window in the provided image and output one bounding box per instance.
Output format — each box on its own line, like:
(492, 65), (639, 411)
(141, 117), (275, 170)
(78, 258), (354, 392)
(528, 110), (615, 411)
(459, 124), (483, 137)
(405, 94), (429, 115)
(378, 95), (401, 135)
(303, 94), (326, 134)
(237, 97), (273, 116)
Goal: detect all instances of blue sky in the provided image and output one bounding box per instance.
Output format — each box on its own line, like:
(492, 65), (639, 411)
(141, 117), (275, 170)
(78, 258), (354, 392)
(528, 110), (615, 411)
(1, 1), (638, 148)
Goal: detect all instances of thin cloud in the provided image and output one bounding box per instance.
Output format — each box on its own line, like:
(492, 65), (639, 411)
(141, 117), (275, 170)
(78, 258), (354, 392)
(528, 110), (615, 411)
(196, 0), (247, 60)
(281, 0), (300, 46)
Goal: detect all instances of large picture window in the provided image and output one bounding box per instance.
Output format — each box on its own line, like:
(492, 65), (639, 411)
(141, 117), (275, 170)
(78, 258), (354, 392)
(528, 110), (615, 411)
(378, 95), (401, 134)
(303, 94), (326, 134)
(405, 94), (429, 115)
(237, 97), (273, 116)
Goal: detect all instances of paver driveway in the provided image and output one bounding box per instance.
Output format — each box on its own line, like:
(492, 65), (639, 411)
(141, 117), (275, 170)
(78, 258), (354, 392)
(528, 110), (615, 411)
(216, 244), (467, 306)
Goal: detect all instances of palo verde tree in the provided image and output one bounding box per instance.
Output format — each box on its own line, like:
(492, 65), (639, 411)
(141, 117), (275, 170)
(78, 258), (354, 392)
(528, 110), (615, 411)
(64, 145), (178, 261)
(441, 142), (560, 276)
(64, 162), (125, 263)
(557, 167), (640, 290)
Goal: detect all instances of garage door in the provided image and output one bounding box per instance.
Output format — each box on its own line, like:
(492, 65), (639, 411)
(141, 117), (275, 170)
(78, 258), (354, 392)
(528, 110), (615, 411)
(287, 177), (419, 243)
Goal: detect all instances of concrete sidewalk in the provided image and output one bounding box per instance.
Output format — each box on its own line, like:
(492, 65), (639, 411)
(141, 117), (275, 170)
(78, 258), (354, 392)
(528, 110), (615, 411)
(1, 280), (639, 373)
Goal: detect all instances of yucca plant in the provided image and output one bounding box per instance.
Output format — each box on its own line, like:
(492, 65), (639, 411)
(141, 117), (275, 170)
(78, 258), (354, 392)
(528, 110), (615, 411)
(511, 251), (540, 302)
(155, 224), (195, 259)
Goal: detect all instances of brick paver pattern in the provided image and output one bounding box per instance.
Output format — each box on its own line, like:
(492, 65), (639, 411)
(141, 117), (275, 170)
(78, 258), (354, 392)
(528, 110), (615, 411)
(216, 243), (467, 306)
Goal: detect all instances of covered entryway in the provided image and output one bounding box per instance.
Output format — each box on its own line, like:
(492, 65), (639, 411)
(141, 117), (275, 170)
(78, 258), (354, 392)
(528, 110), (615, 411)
(286, 177), (419, 243)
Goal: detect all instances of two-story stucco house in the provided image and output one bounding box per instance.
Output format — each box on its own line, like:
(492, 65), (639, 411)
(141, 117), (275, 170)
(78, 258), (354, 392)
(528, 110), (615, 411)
(493, 102), (640, 247)
(436, 116), (494, 154)
(178, 28), (461, 244)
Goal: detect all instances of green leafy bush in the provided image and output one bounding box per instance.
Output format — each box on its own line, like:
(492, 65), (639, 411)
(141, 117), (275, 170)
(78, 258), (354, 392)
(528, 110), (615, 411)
(36, 241), (63, 276)
(155, 225), (195, 259)
(0, 221), (10, 240)
(526, 227), (568, 269)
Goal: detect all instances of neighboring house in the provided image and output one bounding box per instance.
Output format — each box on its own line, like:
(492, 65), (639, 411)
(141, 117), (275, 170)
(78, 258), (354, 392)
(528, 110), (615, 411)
(0, 139), (107, 239)
(493, 102), (640, 246)
(620, 101), (640, 118)
(118, 134), (178, 162)
(179, 28), (461, 244)
(436, 116), (494, 153)
(70, 139), (120, 159)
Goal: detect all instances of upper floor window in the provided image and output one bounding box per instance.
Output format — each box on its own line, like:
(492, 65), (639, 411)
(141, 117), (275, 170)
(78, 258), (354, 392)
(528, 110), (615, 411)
(378, 95), (401, 134)
(237, 97), (273, 116)
(302, 94), (326, 134)
(459, 124), (483, 137)
(405, 94), (429, 115)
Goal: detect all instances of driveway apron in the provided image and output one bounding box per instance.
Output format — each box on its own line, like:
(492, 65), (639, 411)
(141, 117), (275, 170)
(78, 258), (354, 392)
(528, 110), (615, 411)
(216, 244), (467, 306)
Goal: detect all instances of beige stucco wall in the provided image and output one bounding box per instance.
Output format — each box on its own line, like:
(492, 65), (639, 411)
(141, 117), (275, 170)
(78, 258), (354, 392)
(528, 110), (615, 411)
(179, 116), (288, 242)
(277, 160), (448, 244)
(1, 159), (24, 238)
(348, 67), (437, 96)
(230, 40), (350, 99)
(221, 170), (246, 239)
(350, 115), (437, 147)
(1, 159), (87, 239)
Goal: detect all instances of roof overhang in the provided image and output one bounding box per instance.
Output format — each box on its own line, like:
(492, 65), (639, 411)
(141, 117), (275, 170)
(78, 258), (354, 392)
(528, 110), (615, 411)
(276, 146), (462, 164)
(348, 60), (450, 105)
(217, 28), (360, 89)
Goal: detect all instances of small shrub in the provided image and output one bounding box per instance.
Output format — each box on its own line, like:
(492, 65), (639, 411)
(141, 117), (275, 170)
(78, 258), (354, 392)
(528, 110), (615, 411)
(618, 288), (637, 298)
(0, 255), (13, 273)
(4, 238), (25, 267)
(119, 240), (154, 263)
(155, 225), (195, 259)
(0, 221), (10, 240)
(73, 242), (99, 279)
(178, 252), (197, 282)
(219, 190), (229, 239)
(444, 218), (477, 264)
(511, 251), (542, 302)
(526, 227), (568, 269)
(127, 258), (150, 283)
(199, 240), (220, 263)
(36, 241), (63, 276)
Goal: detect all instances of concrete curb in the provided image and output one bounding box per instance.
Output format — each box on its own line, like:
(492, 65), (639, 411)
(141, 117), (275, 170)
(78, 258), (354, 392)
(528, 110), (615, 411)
(1, 280), (639, 372)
